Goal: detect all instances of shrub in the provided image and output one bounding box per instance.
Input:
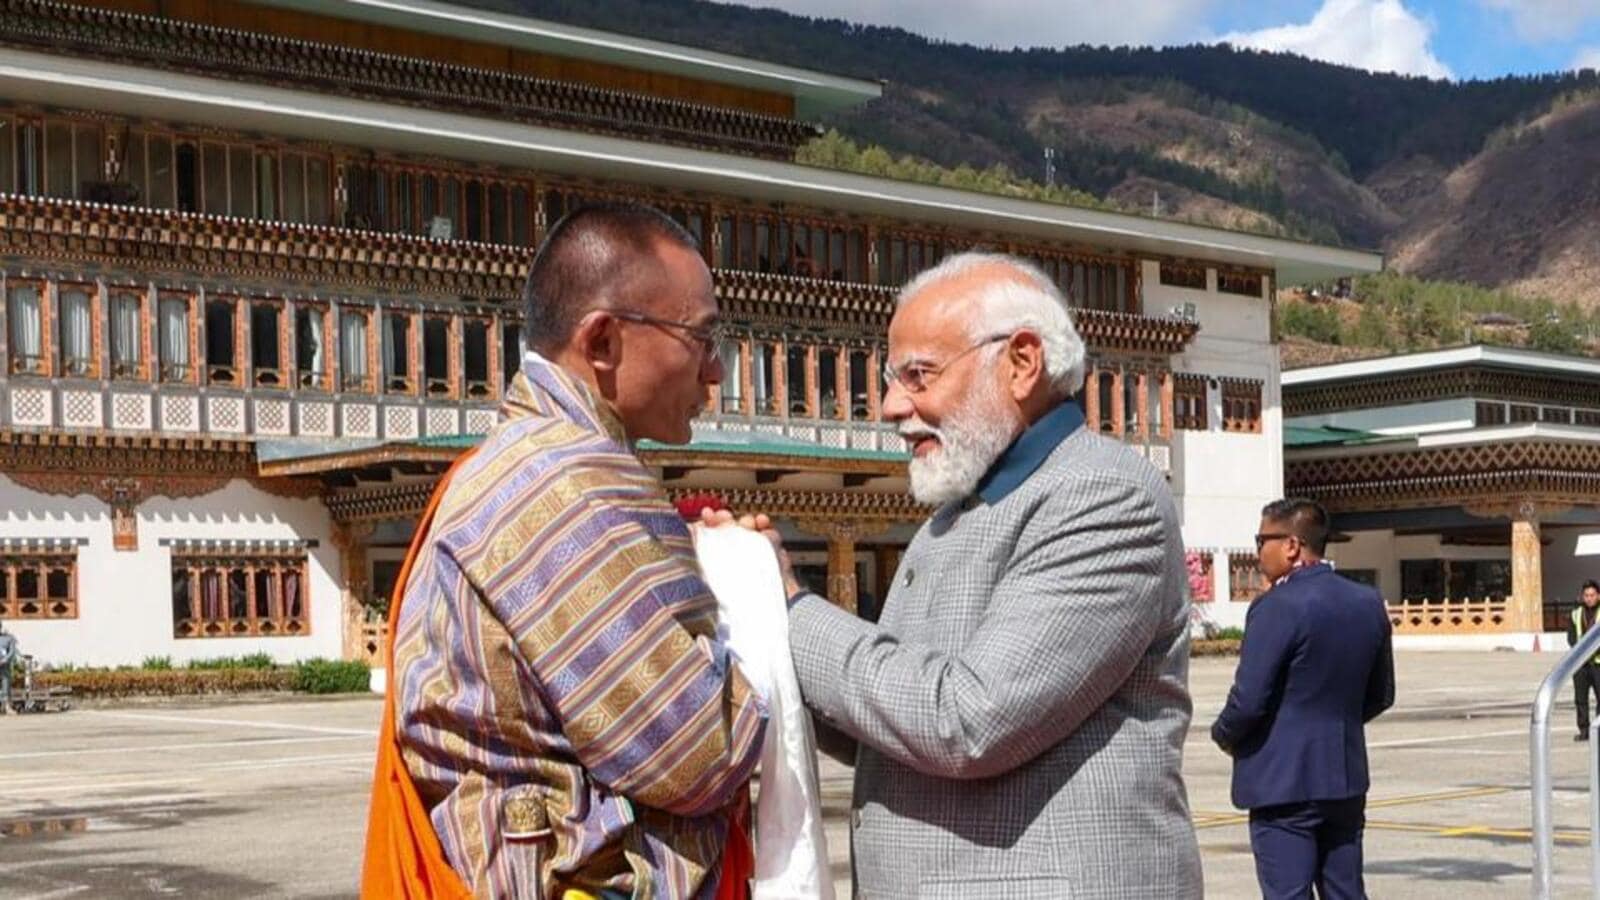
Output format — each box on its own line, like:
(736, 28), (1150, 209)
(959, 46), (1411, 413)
(1212, 626), (1246, 641)
(141, 655), (173, 671)
(188, 653), (276, 671)
(38, 668), (294, 698)
(292, 658), (370, 695)
(1191, 639), (1243, 657)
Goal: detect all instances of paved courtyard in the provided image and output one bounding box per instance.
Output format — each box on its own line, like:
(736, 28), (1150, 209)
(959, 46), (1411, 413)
(0, 651), (1595, 897)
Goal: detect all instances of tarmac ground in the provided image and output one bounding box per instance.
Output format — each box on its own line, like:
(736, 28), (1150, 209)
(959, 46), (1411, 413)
(0, 651), (1593, 898)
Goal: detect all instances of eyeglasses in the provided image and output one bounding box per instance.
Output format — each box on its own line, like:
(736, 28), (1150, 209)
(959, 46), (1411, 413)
(1254, 532), (1295, 551)
(882, 334), (1011, 395)
(605, 309), (725, 357)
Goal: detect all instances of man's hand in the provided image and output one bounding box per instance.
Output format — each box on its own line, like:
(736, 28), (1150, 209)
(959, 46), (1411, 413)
(700, 508), (805, 598)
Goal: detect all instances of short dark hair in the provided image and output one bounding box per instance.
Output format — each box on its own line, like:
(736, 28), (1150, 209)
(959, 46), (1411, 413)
(1261, 497), (1331, 556)
(520, 202), (700, 355)
(1584, 580), (1600, 594)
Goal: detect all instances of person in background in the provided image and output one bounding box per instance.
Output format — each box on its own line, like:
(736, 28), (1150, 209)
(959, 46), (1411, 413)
(1567, 579), (1600, 741)
(1212, 498), (1395, 900)
(0, 622), (16, 715)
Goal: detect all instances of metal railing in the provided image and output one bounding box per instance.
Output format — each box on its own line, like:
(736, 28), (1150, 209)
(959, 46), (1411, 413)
(1529, 621), (1600, 897)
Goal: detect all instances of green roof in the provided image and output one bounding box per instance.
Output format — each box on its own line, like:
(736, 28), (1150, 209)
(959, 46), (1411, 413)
(416, 433), (488, 449)
(1283, 425), (1389, 448)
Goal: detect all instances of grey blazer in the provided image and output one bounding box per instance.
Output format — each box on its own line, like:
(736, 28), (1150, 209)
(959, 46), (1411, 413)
(789, 428), (1203, 899)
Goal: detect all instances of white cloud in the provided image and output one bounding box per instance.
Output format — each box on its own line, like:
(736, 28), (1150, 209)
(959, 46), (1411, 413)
(1221, 0), (1453, 79)
(1573, 45), (1600, 70)
(1481, 0), (1600, 44)
(720, 0), (1218, 50)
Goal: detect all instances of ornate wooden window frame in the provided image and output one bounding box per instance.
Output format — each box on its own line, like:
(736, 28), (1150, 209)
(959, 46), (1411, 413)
(170, 544), (310, 639)
(5, 277), (52, 378)
(1221, 377), (1264, 434)
(1159, 261), (1207, 290)
(1174, 373), (1209, 431)
(0, 546), (79, 620)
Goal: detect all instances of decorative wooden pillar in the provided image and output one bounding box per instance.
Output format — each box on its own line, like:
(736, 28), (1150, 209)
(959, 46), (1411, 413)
(1084, 364), (1100, 429)
(1110, 367), (1126, 437)
(1512, 502), (1545, 634)
(141, 286), (156, 383)
(488, 310), (503, 400)
(826, 526), (858, 615)
(332, 521), (376, 661)
(39, 281), (54, 377)
(1160, 371), (1175, 441)
(804, 343), (819, 419)
(835, 345), (850, 420)
(771, 341), (788, 419)
(326, 302), (341, 392)
(1135, 370), (1150, 442)
(448, 314), (464, 399)
(234, 295), (249, 383)
(867, 345), (883, 422)
(738, 337), (754, 417)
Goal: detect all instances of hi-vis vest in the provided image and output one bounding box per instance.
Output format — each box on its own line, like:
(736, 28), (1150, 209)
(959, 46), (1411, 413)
(1573, 607), (1600, 665)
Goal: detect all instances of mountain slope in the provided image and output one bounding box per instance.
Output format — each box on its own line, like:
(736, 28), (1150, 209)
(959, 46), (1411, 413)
(1389, 93), (1600, 304)
(449, 0), (1600, 299)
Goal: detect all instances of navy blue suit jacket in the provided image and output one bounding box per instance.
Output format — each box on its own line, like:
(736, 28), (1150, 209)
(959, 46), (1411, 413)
(1211, 563), (1395, 810)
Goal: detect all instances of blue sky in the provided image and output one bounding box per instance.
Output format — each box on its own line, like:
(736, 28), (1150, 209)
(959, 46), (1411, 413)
(727, 0), (1600, 82)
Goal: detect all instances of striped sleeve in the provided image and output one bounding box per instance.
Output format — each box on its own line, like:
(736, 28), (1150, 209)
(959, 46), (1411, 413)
(477, 465), (767, 817)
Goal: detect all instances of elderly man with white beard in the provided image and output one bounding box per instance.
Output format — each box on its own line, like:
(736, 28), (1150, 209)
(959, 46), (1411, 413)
(731, 252), (1203, 899)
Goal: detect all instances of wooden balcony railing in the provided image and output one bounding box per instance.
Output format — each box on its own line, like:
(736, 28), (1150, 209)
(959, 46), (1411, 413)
(0, 193), (1204, 353)
(1388, 598), (1513, 634)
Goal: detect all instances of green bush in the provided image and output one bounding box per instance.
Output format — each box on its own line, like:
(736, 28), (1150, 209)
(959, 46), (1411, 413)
(40, 668), (295, 698)
(141, 655), (173, 671)
(188, 653), (276, 671)
(292, 658), (371, 695)
(1212, 626), (1246, 641)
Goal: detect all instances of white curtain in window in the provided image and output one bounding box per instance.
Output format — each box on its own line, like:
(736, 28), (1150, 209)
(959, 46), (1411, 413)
(159, 297), (189, 376)
(59, 289), (92, 374)
(342, 312), (369, 385)
(752, 345), (769, 410)
(382, 315), (405, 380)
(719, 339), (742, 407)
(111, 295), (141, 371)
(303, 310), (324, 375)
(6, 285), (42, 366)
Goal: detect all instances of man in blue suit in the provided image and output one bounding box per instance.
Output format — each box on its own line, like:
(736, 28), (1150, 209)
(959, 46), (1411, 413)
(1212, 498), (1395, 900)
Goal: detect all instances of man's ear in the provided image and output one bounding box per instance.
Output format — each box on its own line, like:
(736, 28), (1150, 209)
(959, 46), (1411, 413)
(572, 310), (622, 373)
(1006, 331), (1046, 402)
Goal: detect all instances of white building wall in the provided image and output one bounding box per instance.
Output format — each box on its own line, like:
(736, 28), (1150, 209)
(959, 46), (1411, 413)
(0, 473), (342, 667)
(1144, 260), (1280, 630)
(1288, 399), (1476, 436)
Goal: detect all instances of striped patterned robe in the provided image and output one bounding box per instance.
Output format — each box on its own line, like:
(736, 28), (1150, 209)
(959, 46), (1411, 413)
(393, 354), (767, 899)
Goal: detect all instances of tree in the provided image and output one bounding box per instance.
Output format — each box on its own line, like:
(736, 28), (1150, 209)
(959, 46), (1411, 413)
(1527, 320), (1584, 355)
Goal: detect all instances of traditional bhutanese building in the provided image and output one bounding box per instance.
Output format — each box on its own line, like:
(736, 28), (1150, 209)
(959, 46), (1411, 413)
(0, 0), (1380, 667)
(1285, 345), (1600, 649)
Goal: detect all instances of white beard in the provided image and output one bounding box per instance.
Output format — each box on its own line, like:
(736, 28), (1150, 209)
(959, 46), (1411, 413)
(901, 387), (1021, 507)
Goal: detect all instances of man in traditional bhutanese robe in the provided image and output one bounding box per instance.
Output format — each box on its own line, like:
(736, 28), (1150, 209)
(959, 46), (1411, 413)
(391, 203), (766, 900)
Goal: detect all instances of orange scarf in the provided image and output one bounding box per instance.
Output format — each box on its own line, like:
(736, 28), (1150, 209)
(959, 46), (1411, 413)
(360, 452), (475, 900)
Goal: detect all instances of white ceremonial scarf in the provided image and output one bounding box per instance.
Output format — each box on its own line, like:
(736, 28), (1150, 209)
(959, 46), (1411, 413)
(694, 525), (836, 900)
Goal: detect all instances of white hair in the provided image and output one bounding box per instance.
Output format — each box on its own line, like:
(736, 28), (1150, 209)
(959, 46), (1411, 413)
(897, 252), (1086, 399)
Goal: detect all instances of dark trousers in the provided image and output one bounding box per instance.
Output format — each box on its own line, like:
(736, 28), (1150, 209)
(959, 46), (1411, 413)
(1249, 795), (1366, 900)
(1576, 665), (1600, 734)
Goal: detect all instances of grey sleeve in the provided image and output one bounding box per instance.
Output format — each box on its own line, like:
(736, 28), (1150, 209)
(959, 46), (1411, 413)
(788, 472), (1168, 780)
